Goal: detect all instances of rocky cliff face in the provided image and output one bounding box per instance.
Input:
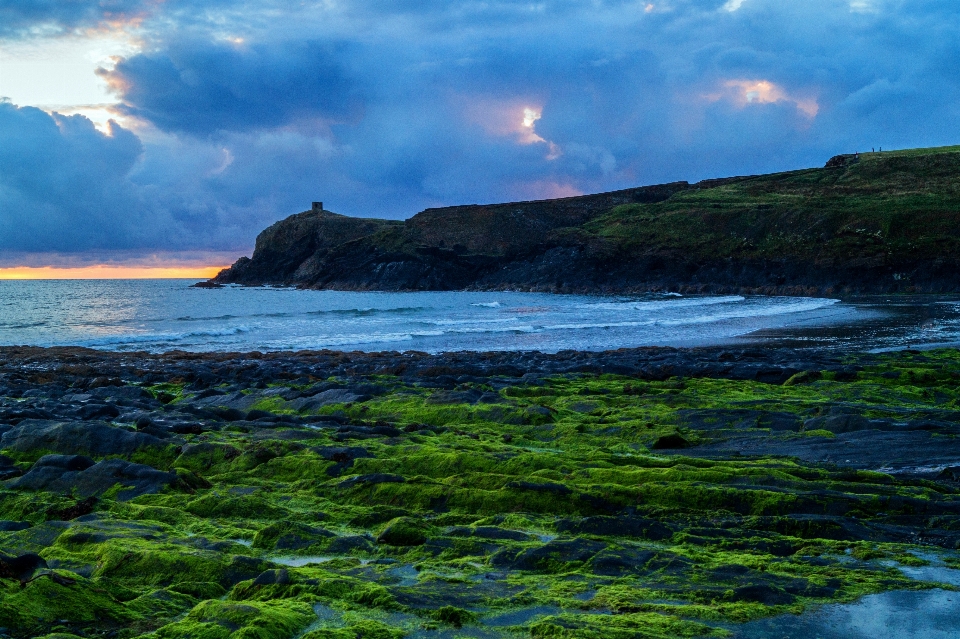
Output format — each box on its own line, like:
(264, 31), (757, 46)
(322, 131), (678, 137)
(209, 147), (960, 294)
(214, 209), (402, 285)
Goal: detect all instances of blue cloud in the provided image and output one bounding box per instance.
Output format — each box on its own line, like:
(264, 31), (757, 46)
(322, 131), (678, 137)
(104, 39), (359, 136)
(0, 101), (145, 252)
(0, 0), (150, 35)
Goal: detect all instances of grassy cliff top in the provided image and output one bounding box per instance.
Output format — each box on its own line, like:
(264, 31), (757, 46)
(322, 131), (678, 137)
(587, 147), (960, 262)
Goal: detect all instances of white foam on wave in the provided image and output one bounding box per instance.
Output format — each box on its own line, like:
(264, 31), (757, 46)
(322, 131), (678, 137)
(471, 302), (503, 308)
(655, 298), (839, 327)
(427, 317), (521, 326)
(581, 295), (745, 313)
(74, 325), (253, 348)
(442, 325), (536, 334)
(258, 330), (447, 350)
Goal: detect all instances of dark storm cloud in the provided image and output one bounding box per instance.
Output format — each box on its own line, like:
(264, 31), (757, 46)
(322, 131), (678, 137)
(0, 101), (273, 259)
(4, 0), (960, 261)
(103, 40), (359, 136)
(0, 101), (144, 252)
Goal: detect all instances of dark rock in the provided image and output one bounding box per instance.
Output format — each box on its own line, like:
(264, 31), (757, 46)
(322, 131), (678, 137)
(805, 412), (877, 433)
(378, 516), (430, 546)
(491, 538), (606, 571)
(938, 466), (960, 482)
(0, 521), (30, 532)
(588, 548), (657, 576)
(252, 521), (335, 551)
(0, 419), (169, 459)
(427, 389), (484, 404)
(505, 480), (571, 494)
(327, 535), (375, 554)
(89, 386), (153, 401)
(0, 552), (47, 583)
(9, 455), (177, 501)
(650, 433), (690, 449)
(0, 454), (21, 480)
(312, 446), (371, 462)
(557, 515), (674, 541)
(730, 583), (795, 605)
(46, 496), (98, 520)
(220, 556), (274, 588)
(78, 403), (121, 420)
(252, 568), (290, 586)
(208, 407), (246, 421)
(291, 388), (371, 412)
(168, 422), (204, 435)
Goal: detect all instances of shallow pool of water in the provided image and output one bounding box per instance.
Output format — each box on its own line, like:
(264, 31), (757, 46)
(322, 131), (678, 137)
(734, 561), (960, 639)
(271, 555), (333, 567)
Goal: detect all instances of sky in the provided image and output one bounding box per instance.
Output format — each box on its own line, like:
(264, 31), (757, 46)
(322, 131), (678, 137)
(0, 0), (958, 273)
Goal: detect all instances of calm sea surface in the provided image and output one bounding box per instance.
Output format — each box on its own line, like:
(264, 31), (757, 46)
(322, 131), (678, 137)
(1, 280), (959, 353)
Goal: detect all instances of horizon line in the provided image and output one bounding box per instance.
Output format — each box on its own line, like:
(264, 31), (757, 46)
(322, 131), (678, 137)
(0, 265), (228, 280)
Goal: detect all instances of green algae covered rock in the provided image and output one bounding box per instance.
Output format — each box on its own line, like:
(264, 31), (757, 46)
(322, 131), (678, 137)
(376, 516), (430, 546)
(5, 347), (960, 638)
(151, 599), (314, 639)
(252, 521), (335, 551)
(0, 572), (134, 636)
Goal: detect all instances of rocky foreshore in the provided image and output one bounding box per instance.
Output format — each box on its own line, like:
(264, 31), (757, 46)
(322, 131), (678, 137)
(1, 344), (959, 638)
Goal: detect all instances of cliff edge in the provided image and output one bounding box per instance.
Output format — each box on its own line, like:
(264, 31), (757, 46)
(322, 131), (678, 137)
(209, 146), (960, 294)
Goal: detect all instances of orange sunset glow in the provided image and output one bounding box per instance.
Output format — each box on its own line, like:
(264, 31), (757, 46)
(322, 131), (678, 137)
(0, 265), (228, 280)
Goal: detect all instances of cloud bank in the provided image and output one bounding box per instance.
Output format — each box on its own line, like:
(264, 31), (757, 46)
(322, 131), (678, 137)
(2, 0), (960, 264)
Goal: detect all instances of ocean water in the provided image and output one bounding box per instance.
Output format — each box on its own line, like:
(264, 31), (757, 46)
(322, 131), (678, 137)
(0, 280), (859, 353)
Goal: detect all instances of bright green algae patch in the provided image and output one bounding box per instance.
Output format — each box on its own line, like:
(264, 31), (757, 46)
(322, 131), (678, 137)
(3, 350), (960, 637)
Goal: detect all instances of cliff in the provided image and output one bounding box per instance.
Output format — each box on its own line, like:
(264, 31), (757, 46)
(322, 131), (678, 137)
(209, 145), (960, 294)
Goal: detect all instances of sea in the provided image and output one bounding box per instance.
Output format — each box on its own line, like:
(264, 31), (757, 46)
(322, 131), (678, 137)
(2, 279), (960, 353)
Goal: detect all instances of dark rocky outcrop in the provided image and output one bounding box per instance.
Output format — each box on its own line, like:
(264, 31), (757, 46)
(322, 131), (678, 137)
(0, 420), (170, 459)
(211, 182), (689, 290)
(8, 455), (178, 500)
(213, 207), (402, 285)
(207, 148), (960, 294)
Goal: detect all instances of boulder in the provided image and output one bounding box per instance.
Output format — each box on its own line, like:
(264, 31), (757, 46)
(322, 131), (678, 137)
(491, 538), (606, 571)
(8, 455), (177, 501)
(252, 521), (335, 551)
(377, 516), (431, 546)
(290, 388), (371, 412)
(804, 413), (877, 434)
(0, 552), (47, 582)
(588, 547), (657, 576)
(0, 419), (168, 458)
(557, 514), (674, 540)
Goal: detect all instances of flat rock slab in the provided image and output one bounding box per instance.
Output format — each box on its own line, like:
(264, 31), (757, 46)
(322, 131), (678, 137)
(685, 429), (960, 474)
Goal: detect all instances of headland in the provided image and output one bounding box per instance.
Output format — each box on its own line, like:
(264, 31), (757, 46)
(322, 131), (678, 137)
(209, 146), (960, 295)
